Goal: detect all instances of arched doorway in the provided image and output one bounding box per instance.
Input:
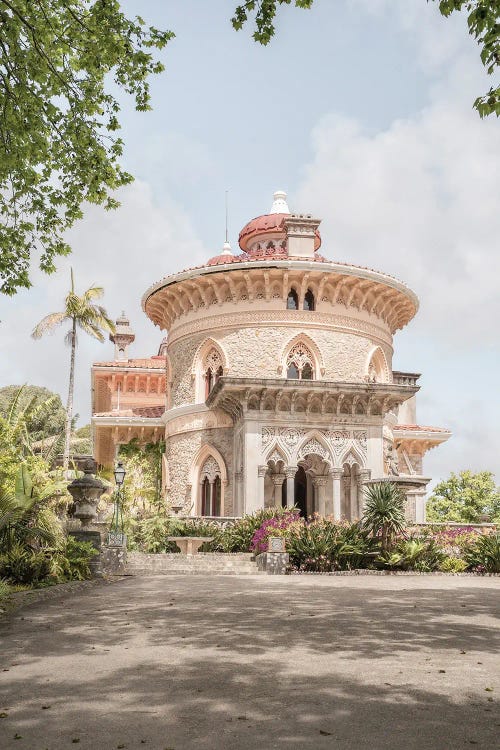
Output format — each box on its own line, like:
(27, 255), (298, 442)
(294, 465), (308, 516)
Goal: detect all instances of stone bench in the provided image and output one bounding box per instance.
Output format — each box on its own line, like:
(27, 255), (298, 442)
(167, 536), (214, 555)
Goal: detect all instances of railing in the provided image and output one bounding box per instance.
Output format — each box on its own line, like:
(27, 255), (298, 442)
(392, 371), (420, 387)
(174, 516), (241, 529)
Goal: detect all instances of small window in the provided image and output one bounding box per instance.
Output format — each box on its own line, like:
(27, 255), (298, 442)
(287, 289), (299, 310)
(303, 289), (315, 311)
(301, 362), (313, 380)
(213, 476), (221, 517)
(287, 362), (300, 379)
(201, 476), (211, 516)
(205, 368), (213, 399)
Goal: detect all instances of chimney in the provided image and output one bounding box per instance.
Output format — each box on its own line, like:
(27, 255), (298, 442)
(284, 214), (321, 259)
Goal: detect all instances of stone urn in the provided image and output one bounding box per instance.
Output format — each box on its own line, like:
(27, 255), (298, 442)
(67, 459), (106, 528)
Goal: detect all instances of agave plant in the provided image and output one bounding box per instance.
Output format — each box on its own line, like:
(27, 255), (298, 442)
(464, 533), (500, 573)
(363, 482), (407, 553)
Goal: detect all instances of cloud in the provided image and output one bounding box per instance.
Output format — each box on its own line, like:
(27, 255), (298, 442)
(0, 181), (207, 423)
(295, 1), (500, 482)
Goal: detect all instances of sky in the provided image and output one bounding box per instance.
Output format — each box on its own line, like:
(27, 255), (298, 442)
(0, 0), (498, 486)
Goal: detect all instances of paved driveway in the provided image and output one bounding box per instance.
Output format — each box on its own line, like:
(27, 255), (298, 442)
(0, 574), (499, 750)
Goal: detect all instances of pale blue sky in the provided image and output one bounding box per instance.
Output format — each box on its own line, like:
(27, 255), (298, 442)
(0, 0), (498, 485)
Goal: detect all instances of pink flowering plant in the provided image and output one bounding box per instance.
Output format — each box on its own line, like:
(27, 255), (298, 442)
(250, 510), (302, 553)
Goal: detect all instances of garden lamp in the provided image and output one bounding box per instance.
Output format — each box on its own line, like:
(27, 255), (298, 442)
(114, 461), (126, 486)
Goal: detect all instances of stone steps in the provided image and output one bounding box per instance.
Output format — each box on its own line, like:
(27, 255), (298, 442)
(126, 552), (260, 576)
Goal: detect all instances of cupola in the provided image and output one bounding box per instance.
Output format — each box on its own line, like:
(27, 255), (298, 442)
(110, 312), (135, 361)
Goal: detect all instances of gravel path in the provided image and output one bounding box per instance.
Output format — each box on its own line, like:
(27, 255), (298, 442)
(0, 574), (499, 749)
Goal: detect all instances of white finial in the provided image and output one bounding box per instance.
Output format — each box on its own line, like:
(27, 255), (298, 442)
(270, 190), (290, 214)
(221, 240), (232, 255)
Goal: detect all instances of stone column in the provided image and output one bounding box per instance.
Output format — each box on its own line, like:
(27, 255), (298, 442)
(350, 469), (358, 520)
(331, 468), (343, 521)
(234, 472), (243, 517)
(257, 465), (268, 509)
(285, 466), (297, 509)
(357, 469), (371, 519)
(272, 474), (286, 509)
(312, 476), (328, 517)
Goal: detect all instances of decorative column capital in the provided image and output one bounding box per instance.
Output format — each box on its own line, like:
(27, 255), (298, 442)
(258, 465), (268, 478)
(312, 476), (328, 488)
(330, 468), (344, 480)
(272, 473), (286, 486)
(284, 466), (298, 479)
(358, 469), (371, 482)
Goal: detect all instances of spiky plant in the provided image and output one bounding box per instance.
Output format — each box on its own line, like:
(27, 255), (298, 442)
(363, 482), (407, 553)
(32, 270), (114, 475)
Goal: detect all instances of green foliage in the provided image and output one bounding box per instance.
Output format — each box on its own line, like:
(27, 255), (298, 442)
(0, 543), (54, 584)
(119, 439), (166, 512)
(131, 514), (220, 553)
(362, 482), (407, 552)
(0, 537), (97, 584)
(0, 0), (173, 295)
(427, 471), (500, 523)
(379, 538), (445, 572)
(232, 0), (499, 117)
(0, 577), (12, 598)
(232, 0), (314, 45)
(216, 507), (291, 552)
(464, 532), (500, 573)
(439, 556), (468, 573)
(287, 519), (375, 572)
(0, 385), (66, 444)
(62, 537), (98, 580)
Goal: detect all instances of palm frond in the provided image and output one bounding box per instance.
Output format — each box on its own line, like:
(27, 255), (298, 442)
(31, 312), (67, 339)
(83, 286), (104, 303)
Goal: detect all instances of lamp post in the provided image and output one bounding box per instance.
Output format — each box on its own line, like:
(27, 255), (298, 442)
(108, 460), (126, 546)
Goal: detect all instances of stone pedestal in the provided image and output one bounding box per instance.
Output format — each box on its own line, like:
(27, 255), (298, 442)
(255, 552), (289, 575)
(101, 544), (127, 575)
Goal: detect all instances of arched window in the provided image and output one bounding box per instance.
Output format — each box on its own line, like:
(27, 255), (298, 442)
(203, 348), (223, 399)
(286, 342), (315, 380)
(199, 456), (222, 516)
(287, 289), (299, 310)
(303, 289), (315, 311)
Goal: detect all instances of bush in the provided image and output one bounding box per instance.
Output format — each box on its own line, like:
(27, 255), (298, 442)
(0, 543), (53, 584)
(464, 533), (500, 573)
(0, 537), (97, 585)
(439, 557), (468, 573)
(62, 537), (98, 580)
(250, 511), (301, 553)
(287, 519), (375, 572)
(217, 508), (292, 552)
(379, 538), (445, 572)
(363, 482), (406, 552)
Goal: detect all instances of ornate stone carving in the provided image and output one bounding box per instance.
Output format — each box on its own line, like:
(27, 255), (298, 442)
(200, 457), (221, 482)
(299, 438), (329, 462)
(286, 342), (314, 374)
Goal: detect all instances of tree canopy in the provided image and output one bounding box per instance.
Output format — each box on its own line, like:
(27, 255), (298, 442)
(232, 1), (499, 117)
(0, 384), (66, 443)
(0, 0), (172, 295)
(426, 470), (500, 523)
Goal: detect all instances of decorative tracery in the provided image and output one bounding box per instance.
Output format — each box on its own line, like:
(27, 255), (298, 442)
(203, 347), (224, 398)
(199, 456), (222, 516)
(286, 342), (314, 380)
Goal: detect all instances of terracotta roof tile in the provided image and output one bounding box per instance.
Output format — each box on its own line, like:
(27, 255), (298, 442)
(93, 357), (166, 369)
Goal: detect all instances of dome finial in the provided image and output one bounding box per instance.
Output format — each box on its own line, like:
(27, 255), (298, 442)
(270, 190), (290, 215)
(221, 240), (232, 255)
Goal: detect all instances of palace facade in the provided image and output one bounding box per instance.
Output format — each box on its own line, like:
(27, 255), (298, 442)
(92, 192), (450, 522)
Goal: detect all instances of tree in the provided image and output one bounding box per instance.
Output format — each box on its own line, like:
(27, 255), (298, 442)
(0, 384), (66, 443)
(426, 470), (500, 523)
(31, 269), (114, 476)
(0, 0), (172, 295)
(362, 481), (407, 552)
(232, 1), (499, 117)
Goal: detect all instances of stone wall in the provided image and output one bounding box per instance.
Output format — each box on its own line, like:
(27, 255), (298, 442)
(165, 426), (234, 514)
(168, 322), (393, 408)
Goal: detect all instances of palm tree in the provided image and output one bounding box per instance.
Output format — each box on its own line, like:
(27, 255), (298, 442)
(362, 481), (407, 553)
(32, 270), (115, 475)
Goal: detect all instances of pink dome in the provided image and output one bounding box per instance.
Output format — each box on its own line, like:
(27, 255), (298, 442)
(239, 213), (321, 253)
(206, 252), (248, 266)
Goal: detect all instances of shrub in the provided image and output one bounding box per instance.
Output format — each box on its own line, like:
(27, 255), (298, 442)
(0, 543), (53, 584)
(464, 533), (500, 573)
(379, 538), (445, 572)
(217, 508), (293, 552)
(439, 557), (468, 573)
(250, 511), (301, 553)
(363, 482), (406, 552)
(0, 577), (11, 598)
(62, 537), (98, 580)
(0, 538), (97, 585)
(287, 519), (375, 572)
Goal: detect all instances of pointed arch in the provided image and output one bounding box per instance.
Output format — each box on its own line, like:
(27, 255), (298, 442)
(365, 346), (391, 384)
(265, 443), (288, 471)
(189, 443), (228, 516)
(340, 446), (366, 469)
(281, 333), (324, 380)
(294, 431), (333, 468)
(192, 338), (228, 402)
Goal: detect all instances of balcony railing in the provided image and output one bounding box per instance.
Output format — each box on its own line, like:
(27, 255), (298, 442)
(392, 371), (420, 387)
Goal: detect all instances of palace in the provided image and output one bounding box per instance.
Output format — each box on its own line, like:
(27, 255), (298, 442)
(91, 191), (450, 522)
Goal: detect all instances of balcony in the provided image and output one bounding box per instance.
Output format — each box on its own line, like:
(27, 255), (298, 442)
(392, 371), (420, 387)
